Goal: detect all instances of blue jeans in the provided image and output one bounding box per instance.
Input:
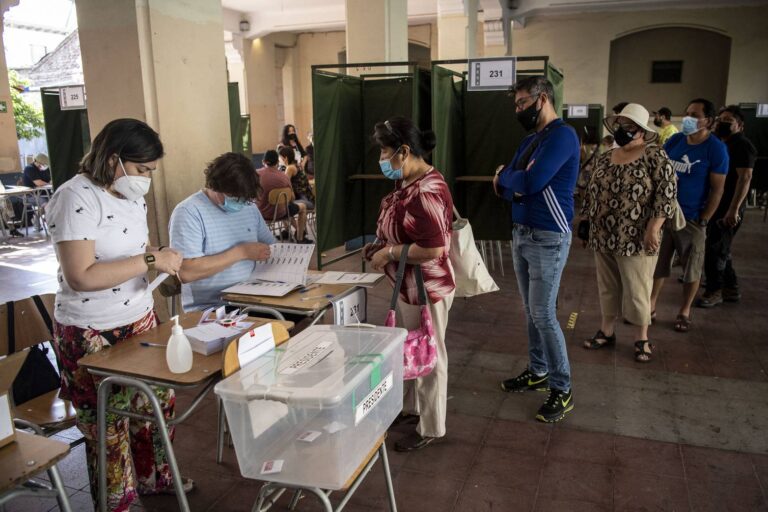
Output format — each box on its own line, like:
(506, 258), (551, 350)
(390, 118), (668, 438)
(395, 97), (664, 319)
(512, 225), (572, 391)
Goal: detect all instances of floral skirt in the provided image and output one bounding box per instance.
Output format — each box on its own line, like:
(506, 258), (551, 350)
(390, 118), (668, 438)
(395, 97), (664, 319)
(53, 311), (176, 512)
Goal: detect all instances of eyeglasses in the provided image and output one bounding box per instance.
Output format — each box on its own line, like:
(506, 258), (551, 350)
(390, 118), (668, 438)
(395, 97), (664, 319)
(514, 95), (539, 110)
(609, 122), (639, 134)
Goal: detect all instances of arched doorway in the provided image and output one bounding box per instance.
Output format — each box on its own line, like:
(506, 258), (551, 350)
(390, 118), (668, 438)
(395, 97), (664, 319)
(607, 27), (731, 115)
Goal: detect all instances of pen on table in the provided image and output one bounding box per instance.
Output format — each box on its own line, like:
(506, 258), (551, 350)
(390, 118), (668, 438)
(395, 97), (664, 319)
(299, 284), (320, 293)
(300, 294), (333, 302)
(140, 342), (165, 348)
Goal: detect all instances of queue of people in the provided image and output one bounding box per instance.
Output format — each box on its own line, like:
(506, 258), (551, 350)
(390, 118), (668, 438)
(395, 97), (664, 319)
(41, 82), (756, 511)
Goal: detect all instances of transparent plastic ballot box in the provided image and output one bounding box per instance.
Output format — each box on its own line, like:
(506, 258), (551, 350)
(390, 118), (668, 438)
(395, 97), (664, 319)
(214, 324), (406, 490)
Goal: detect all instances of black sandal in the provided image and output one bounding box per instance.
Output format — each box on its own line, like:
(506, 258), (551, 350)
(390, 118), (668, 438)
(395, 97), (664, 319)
(394, 432), (437, 452)
(583, 330), (616, 350)
(634, 340), (654, 363)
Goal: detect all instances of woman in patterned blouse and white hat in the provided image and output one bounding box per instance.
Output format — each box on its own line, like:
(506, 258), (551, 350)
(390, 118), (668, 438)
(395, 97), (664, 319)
(578, 104), (677, 362)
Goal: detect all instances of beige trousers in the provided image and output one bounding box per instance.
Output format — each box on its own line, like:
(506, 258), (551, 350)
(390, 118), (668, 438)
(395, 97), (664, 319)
(595, 251), (658, 326)
(398, 291), (454, 438)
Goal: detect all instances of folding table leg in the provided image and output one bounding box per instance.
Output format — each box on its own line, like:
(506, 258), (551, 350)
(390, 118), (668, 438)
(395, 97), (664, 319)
(379, 442), (398, 512)
(97, 376), (190, 512)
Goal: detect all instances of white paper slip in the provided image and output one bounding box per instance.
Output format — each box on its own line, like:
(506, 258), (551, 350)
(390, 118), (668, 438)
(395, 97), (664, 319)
(297, 430), (322, 443)
(222, 280), (300, 297)
(238, 323), (276, 368)
(316, 271), (384, 286)
(147, 273), (170, 293)
(260, 459), (284, 475)
(323, 421), (347, 434)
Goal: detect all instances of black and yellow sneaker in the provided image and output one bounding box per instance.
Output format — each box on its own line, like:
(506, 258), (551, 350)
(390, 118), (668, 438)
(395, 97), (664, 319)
(536, 388), (574, 423)
(500, 368), (549, 393)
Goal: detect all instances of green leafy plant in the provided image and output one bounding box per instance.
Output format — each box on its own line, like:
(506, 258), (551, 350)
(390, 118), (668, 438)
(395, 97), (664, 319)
(8, 70), (44, 140)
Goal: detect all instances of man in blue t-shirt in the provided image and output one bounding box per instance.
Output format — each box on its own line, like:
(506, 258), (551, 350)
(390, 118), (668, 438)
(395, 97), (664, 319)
(494, 76), (580, 424)
(169, 152), (276, 311)
(651, 98), (728, 333)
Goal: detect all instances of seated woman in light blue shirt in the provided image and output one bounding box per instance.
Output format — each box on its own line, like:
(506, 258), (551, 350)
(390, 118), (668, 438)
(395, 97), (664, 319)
(169, 152), (276, 311)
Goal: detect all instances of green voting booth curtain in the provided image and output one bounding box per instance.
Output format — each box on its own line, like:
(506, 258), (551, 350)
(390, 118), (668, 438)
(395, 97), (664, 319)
(546, 63), (564, 118)
(431, 66), (464, 192)
(313, 72), (363, 253)
(430, 58), (564, 241)
(562, 105), (604, 144)
(312, 65), (430, 255)
(41, 89), (91, 190)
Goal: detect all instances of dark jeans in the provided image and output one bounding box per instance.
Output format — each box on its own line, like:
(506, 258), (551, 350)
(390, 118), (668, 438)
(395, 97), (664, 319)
(704, 218), (742, 293)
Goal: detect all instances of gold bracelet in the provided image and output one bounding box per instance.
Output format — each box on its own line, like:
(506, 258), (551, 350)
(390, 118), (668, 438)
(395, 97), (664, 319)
(388, 245), (395, 261)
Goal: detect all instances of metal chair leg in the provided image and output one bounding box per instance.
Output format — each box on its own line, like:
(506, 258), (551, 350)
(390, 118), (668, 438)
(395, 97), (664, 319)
(216, 397), (226, 463)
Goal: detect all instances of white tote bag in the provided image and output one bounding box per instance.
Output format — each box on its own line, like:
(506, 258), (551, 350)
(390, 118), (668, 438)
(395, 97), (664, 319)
(450, 207), (499, 298)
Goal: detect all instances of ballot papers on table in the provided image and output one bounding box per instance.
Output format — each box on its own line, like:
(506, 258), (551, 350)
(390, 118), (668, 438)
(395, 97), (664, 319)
(222, 243), (315, 297)
(184, 308), (254, 355)
(314, 271), (384, 287)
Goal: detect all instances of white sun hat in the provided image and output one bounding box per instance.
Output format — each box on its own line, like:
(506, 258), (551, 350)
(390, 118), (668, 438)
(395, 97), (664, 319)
(603, 103), (658, 141)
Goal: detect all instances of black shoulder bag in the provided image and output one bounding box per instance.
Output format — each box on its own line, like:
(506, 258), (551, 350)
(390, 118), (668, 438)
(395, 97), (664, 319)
(8, 296), (62, 405)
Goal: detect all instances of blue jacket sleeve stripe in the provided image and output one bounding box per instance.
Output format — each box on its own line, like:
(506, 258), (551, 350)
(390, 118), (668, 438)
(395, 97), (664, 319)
(543, 186), (571, 232)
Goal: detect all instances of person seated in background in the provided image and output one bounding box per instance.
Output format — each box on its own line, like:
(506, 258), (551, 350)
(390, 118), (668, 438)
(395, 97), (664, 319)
(23, 153), (52, 229)
(256, 150), (310, 243)
(600, 134), (615, 153)
(23, 153), (51, 188)
(653, 107), (679, 145)
(169, 152), (275, 312)
(277, 124), (307, 170)
(278, 146), (315, 209)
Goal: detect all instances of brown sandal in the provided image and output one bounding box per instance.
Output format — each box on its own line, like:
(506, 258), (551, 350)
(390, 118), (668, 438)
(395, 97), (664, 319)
(634, 340), (654, 363)
(674, 314), (692, 332)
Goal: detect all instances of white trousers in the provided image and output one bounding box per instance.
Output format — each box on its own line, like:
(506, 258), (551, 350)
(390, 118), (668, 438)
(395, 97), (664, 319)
(398, 291), (454, 438)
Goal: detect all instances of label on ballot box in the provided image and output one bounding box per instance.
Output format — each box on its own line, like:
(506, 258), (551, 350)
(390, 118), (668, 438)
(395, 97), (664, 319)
(354, 371), (393, 426)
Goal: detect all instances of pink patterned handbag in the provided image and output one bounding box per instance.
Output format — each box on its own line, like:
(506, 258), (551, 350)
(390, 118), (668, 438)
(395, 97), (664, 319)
(385, 244), (437, 380)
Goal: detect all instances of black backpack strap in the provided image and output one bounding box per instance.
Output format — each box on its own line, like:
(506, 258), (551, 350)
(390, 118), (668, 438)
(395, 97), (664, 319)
(6, 301), (15, 354)
(31, 295), (54, 338)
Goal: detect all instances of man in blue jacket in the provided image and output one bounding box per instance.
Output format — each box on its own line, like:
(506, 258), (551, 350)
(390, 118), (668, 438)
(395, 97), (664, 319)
(493, 76), (580, 423)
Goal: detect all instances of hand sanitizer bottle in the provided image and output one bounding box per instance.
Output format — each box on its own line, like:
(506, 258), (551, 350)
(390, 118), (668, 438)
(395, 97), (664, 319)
(166, 315), (193, 373)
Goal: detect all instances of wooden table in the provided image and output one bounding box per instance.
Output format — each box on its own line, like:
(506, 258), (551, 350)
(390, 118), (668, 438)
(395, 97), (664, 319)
(0, 184), (51, 241)
(78, 311), (293, 512)
(0, 428), (72, 511)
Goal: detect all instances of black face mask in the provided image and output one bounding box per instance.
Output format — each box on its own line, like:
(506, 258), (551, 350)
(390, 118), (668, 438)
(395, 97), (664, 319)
(613, 126), (637, 147)
(714, 122), (733, 139)
(516, 100), (541, 131)
(653, 118), (662, 127)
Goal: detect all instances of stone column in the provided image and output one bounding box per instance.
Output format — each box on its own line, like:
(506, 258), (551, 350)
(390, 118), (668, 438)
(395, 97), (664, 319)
(0, 12), (21, 173)
(75, 0), (231, 245)
(345, 0), (407, 63)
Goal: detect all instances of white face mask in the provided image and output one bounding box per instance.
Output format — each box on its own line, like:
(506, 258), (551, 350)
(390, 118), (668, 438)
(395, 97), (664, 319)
(113, 158), (151, 200)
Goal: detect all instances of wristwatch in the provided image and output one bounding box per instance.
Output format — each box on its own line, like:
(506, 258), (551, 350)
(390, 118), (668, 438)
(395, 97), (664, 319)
(143, 253), (156, 271)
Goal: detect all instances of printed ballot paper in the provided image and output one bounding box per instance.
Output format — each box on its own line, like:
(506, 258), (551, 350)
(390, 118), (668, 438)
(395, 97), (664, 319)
(315, 271), (384, 287)
(185, 320), (254, 355)
(222, 243), (315, 297)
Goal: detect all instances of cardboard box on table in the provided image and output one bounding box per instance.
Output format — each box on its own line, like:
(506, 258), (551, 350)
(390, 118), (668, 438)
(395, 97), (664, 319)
(0, 351), (29, 449)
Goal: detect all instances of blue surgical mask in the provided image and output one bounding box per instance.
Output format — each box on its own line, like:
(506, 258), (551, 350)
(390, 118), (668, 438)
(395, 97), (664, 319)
(379, 147), (403, 180)
(221, 195), (247, 213)
(681, 116), (702, 136)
